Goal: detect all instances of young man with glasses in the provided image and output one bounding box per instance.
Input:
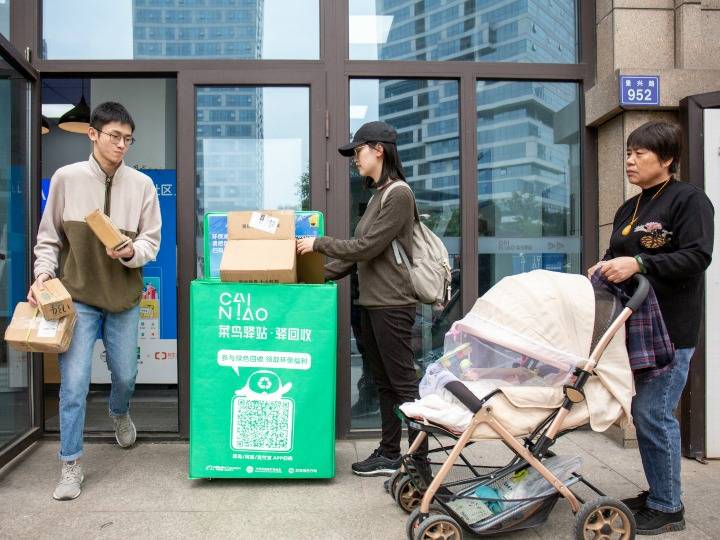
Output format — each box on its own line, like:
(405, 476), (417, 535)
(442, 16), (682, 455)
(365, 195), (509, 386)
(28, 102), (161, 500)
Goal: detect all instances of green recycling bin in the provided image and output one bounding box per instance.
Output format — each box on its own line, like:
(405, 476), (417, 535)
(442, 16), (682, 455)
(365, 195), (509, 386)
(189, 280), (337, 479)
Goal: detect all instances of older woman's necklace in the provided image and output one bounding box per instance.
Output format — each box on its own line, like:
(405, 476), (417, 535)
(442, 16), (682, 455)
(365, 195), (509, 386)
(621, 178), (672, 236)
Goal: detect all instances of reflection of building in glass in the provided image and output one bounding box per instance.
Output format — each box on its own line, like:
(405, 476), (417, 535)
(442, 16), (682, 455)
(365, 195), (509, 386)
(133, 0), (264, 59)
(374, 0), (576, 62)
(375, 0), (578, 237)
(132, 0), (265, 212)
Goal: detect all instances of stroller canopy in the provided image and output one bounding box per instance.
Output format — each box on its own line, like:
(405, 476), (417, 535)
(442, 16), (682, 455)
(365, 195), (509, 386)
(467, 269), (596, 361)
(405, 270), (634, 437)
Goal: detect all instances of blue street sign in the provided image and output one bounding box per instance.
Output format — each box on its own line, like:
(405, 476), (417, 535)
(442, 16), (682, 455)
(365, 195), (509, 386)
(620, 76), (659, 106)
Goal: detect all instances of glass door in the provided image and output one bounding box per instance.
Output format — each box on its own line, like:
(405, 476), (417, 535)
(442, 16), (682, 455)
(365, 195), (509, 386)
(0, 34), (40, 466)
(175, 69), (327, 436)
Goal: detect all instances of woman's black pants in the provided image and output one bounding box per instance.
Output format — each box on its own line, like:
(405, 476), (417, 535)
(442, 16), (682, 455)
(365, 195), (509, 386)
(360, 305), (427, 456)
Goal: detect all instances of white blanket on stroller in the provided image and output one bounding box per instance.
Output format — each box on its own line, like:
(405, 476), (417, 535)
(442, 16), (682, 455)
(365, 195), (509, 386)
(402, 348), (628, 438)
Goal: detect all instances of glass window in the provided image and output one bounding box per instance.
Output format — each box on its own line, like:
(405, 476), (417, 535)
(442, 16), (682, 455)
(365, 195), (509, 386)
(348, 79), (461, 429)
(0, 0), (9, 38)
(195, 86), (310, 276)
(42, 0), (319, 60)
(476, 81), (581, 296)
(349, 0), (577, 63)
(0, 54), (31, 450)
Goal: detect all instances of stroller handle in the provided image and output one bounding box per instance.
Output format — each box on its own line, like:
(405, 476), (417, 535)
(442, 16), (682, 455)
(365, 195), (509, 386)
(625, 273), (650, 312)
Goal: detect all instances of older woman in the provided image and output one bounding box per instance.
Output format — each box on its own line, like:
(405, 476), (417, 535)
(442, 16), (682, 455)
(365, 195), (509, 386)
(588, 121), (714, 535)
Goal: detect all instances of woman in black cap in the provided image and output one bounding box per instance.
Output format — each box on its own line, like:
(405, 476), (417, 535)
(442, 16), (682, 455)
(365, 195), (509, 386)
(297, 120), (425, 476)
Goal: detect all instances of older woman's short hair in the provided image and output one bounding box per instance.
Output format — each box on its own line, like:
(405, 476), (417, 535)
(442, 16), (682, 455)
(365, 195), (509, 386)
(626, 121), (682, 174)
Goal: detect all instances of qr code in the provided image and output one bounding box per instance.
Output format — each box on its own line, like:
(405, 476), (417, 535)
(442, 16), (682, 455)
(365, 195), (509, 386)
(231, 398), (294, 452)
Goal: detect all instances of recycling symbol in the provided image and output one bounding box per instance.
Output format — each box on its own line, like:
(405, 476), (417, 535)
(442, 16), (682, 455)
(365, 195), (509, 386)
(235, 369), (292, 400)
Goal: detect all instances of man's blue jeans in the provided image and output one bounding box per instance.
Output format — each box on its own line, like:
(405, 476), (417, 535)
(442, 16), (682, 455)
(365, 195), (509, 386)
(58, 301), (140, 461)
(631, 347), (694, 513)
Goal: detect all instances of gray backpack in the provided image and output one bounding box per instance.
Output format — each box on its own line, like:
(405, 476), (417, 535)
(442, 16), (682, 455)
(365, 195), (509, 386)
(380, 181), (452, 307)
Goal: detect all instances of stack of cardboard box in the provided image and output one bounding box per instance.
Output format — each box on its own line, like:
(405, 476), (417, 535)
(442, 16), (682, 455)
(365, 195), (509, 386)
(5, 279), (77, 353)
(219, 210), (324, 284)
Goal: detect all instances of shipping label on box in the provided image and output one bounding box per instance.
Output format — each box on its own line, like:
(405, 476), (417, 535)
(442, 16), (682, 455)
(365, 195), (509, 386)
(189, 281), (337, 479)
(31, 278), (74, 321)
(228, 210), (295, 240)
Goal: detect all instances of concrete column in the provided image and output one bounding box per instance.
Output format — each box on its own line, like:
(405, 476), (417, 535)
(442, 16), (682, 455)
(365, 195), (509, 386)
(596, 1), (675, 81)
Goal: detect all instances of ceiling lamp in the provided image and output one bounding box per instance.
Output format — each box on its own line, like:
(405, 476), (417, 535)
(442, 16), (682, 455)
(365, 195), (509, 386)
(41, 115), (50, 135)
(58, 95), (90, 133)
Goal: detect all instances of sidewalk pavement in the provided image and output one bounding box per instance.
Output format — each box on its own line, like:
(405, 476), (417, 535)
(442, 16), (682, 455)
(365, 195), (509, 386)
(1, 431), (718, 539)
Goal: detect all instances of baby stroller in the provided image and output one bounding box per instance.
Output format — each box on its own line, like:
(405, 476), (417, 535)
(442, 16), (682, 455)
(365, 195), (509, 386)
(394, 269), (647, 540)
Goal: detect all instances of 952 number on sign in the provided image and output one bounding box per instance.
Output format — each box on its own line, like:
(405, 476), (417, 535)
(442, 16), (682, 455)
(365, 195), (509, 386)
(626, 88), (653, 102)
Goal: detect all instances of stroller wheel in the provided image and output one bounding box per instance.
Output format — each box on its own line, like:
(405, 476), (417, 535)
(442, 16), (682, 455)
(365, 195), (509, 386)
(405, 504), (449, 540)
(394, 474), (423, 513)
(575, 496), (636, 540)
(413, 514), (463, 540)
(386, 469), (404, 498)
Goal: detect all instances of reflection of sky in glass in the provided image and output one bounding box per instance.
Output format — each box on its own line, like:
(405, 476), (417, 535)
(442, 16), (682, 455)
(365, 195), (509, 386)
(197, 87), (309, 213)
(0, 0), (10, 39)
(262, 87), (309, 209)
(43, 0), (319, 60)
(44, 0), (134, 59)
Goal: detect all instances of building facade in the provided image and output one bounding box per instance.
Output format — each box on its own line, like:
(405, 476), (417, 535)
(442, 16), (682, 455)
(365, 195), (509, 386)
(0, 0), (718, 466)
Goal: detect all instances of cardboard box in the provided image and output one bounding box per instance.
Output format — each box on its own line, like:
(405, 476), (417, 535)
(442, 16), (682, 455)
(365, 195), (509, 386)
(5, 302), (77, 353)
(297, 252), (325, 284)
(204, 211), (326, 283)
(220, 210), (297, 283)
(31, 278), (75, 321)
(85, 209), (131, 250)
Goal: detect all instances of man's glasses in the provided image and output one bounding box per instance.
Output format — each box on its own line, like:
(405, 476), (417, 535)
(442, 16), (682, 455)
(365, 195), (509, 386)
(96, 129), (136, 146)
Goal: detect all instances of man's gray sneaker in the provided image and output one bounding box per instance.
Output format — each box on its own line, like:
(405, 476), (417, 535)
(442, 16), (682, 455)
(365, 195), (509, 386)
(53, 461), (83, 501)
(112, 413), (137, 448)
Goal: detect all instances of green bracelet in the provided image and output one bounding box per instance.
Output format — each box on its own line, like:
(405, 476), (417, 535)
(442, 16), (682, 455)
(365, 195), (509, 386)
(634, 255), (647, 274)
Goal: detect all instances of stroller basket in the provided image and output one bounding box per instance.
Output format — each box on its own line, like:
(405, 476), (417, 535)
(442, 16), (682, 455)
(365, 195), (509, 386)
(446, 475), (583, 534)
(405, 447), (583, 533)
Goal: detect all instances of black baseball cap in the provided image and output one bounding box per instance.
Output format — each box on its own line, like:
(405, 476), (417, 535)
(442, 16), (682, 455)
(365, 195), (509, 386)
(338, 121), (397, 156)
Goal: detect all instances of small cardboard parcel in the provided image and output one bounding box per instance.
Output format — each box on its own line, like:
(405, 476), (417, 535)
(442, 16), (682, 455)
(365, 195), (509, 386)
(85, 209), (131, 250)
(5, 302), (77, 353)
(30, 278), (75, 321)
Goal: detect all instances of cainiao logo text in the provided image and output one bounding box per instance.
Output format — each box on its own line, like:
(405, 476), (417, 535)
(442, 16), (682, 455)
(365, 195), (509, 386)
(218, 292), (268, 322)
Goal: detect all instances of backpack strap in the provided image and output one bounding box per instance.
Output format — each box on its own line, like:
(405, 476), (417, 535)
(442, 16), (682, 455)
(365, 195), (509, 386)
(378, 181), (426, 267)
(380, 180), (420, 222)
